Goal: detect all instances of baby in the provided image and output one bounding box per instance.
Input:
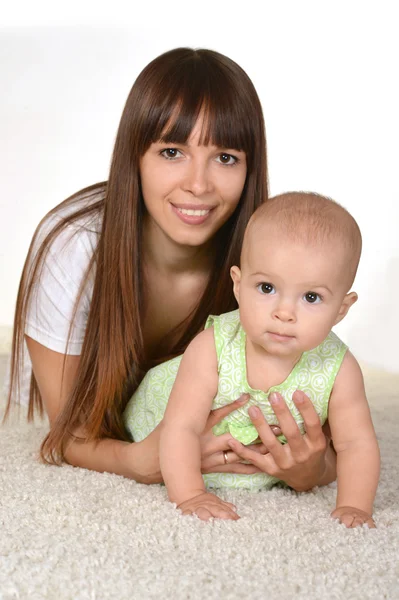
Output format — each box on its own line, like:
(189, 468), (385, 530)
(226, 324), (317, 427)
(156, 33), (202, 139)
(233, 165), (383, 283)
(124, 192), (380, 527)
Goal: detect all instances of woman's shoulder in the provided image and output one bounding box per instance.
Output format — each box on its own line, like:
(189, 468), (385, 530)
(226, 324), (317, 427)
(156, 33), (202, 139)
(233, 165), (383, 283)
(32, 186), (104, 258)
(24, 187), (105, 353)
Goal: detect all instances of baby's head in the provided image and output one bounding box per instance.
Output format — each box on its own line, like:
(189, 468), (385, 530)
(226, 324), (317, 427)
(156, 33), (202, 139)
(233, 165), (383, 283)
(242, 192), (362, 290)
(231, 192), (362, 356)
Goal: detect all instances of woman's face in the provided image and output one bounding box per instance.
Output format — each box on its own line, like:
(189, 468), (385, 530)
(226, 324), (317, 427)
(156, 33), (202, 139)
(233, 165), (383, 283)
(140, 117), (247, 248)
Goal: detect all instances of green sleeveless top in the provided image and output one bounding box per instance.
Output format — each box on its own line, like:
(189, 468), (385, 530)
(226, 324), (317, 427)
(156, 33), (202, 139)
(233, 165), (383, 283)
(208, 310), (347, 445)
(123, 309), (347, 491)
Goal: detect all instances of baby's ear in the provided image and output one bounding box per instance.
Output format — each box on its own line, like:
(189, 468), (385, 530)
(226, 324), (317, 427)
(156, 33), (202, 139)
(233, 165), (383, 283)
(230, 266), (241, 304)
(334, 292), (358, 325)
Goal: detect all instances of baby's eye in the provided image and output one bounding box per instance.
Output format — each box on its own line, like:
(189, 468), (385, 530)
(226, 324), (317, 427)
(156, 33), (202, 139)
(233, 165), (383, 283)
(257, 283), (275, 295)
(304, 292), (322, 304)
(161, 148), (183, 160)
(216, 153), (238, 166)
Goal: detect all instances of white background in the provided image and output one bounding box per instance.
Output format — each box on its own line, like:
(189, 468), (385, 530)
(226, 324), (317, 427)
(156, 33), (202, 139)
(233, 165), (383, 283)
(1, 1), (398, 372)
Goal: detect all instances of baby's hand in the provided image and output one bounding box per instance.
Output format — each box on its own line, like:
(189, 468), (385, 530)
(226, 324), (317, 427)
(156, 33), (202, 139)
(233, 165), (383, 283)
(331, 506), (376, 528)
(177, 492), (240, 521)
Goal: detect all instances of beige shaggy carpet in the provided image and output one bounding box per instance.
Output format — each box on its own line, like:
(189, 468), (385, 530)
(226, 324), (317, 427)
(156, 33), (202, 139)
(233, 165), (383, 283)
(0, 355), (398, 600)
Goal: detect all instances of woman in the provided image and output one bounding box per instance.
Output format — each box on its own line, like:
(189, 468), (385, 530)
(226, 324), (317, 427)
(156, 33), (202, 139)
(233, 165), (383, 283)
(6, 47), (335, 489)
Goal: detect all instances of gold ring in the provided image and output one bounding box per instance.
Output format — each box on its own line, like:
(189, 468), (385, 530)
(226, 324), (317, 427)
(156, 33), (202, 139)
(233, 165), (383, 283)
(223, 451), (229, 465)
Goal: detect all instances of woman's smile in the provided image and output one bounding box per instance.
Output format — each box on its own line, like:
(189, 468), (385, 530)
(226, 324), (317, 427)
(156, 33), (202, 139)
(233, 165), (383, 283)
(171, 203), (214, 225)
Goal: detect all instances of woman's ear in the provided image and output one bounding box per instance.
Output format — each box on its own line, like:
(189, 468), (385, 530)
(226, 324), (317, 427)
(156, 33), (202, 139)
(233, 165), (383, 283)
(230, 266), (241, 304)
(334, 292), (358, 325)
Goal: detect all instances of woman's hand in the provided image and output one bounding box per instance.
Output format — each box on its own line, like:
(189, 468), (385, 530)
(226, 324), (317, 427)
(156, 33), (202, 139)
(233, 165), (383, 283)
(122, 393), (281, 484)
(199, 394), (280, 475)
(226, 390), (336, 492)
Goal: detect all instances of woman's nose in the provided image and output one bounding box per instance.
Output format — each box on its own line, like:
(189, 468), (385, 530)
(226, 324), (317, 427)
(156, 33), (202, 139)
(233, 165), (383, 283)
(182, 160), (212, 197)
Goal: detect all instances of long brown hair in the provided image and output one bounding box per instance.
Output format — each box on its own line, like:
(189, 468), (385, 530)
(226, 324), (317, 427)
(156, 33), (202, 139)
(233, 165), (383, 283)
(5, 47), (268, 462)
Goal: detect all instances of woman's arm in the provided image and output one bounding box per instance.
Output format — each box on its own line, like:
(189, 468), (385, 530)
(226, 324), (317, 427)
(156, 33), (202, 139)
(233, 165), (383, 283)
(27, 336), (176, 481)
(26, 336), (140, 477)
(26, 336), (263, 482)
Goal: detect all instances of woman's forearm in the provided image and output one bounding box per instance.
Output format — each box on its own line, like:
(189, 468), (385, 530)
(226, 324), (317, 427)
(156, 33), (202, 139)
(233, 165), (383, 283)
(64, 436), (133, 476)
(64, 426), (163, 484)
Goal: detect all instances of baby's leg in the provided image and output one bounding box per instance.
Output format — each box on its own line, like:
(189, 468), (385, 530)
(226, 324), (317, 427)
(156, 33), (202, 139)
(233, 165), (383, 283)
(123, 356), (183, 441)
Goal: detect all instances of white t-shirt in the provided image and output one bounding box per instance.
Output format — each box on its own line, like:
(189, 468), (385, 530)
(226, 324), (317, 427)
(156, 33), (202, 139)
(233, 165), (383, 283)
(4, 193), (103, 405)
(25, 196), (102, 355)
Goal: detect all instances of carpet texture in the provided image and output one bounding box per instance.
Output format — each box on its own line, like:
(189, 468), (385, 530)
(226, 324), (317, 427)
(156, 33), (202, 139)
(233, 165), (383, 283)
(0, 356), (398, 600)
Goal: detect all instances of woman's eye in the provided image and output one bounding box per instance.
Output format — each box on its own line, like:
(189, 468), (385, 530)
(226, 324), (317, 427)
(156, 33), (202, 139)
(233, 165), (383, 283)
(161, 148), (182, 160)
(304, 292), (322, 304)
(216, 153), (237, 166)
(257, 283), (275, 295)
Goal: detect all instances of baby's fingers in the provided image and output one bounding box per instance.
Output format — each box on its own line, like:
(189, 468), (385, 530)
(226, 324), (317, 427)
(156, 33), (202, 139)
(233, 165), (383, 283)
(338, 513), (356, 528)
(191, 507), (213, 521)
(211, 498), (237, 511)
(178, 493), (239, 521)
(349, 515), (376, 529)
(187, 503), (239, 521)
(331, 508), (376, 529)
(206, 504), (240, 521)
(350, 516), (370, 529)
(340, 513), (374, 528)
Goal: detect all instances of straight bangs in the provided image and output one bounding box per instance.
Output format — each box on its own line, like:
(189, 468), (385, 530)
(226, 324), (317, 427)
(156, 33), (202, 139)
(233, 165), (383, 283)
(134, 49), (262, 170)
(159, 95), (255, 162)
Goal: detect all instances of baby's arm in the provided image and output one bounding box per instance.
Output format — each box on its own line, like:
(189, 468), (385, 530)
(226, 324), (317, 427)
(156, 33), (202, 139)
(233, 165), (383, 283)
(328, 351), (380, 528)
(159, 327), (238, 520)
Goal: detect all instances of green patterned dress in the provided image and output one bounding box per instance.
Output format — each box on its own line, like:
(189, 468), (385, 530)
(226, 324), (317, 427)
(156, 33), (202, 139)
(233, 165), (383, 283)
(123, 309), (347, 491)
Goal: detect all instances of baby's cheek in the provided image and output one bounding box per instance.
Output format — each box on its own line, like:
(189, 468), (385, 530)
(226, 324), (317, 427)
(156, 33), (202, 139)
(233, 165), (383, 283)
(299, 319), (332, 351)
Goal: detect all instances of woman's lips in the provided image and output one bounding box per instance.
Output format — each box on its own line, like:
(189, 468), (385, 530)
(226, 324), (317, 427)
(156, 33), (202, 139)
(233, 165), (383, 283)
(171, 204), (213, 225)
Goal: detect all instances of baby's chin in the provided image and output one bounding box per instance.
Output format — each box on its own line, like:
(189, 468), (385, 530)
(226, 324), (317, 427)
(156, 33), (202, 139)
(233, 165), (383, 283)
(257, 336), (321, 359)
(257, 340), (301, 360)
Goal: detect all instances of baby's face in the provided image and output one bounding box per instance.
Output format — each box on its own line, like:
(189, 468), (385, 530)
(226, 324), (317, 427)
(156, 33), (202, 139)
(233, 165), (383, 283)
(232, 228), (356, 358)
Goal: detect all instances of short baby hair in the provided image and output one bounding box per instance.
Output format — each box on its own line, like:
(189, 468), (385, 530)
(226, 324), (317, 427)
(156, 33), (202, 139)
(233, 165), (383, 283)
(242, 192), (362, 289)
